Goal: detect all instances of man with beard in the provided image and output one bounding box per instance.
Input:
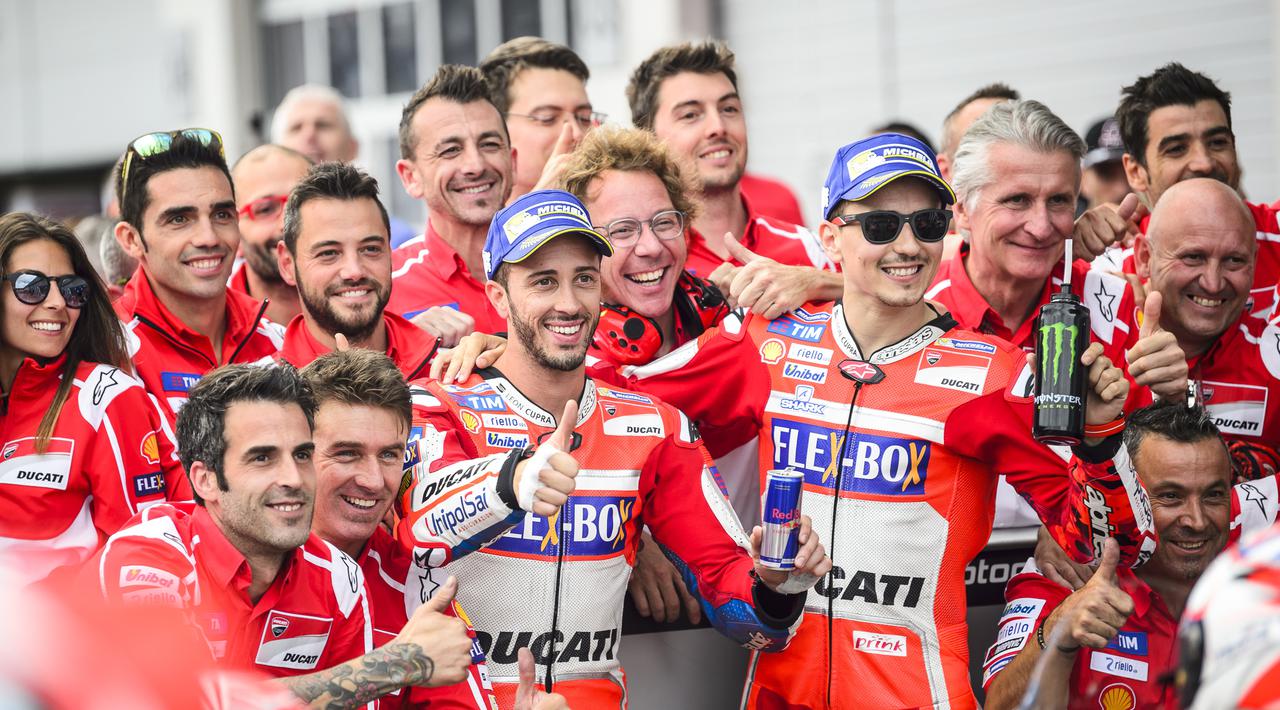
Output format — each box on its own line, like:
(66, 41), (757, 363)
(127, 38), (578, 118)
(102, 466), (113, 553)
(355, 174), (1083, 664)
(230, 144), (311, 325)
(983, 401), (1265, 710)
(274, 162), (438, 379)
(398, 189), (831, 707)
(390, 65), (512, 337)
(88, 363), (478, 707)
(113, 129), (285, 419)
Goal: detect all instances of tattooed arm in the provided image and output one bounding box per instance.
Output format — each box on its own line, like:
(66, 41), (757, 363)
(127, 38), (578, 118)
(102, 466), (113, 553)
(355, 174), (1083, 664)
(280, 577), (473, 708)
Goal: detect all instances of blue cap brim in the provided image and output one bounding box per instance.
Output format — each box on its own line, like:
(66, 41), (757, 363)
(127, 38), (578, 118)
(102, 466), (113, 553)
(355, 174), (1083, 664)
(500, 227), (613, 269)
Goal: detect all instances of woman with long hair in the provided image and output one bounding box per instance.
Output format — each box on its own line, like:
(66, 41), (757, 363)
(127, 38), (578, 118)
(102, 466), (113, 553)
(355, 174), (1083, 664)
(0, 212), (181, 586)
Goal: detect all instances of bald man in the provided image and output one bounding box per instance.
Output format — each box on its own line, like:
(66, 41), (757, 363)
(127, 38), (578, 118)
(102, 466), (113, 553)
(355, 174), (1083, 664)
(1134, 177), (1280, 481)
(231, 144), (313, 324)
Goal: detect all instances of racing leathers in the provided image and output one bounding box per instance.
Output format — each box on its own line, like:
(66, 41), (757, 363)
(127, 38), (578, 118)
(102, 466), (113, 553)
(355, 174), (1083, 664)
(396, 371), (806, 709)
(0, 357), (181, 586)
(608, 301), (1156, 709)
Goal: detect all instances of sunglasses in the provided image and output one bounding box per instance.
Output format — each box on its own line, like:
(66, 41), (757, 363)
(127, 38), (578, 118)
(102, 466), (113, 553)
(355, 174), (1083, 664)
(120, 128), (224, 203)
(3, 270), (90, 309)
(831, 208), (952, 245)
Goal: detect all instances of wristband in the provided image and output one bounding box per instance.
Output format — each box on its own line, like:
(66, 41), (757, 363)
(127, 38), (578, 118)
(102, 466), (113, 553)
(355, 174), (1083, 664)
(517, 441), (561, 511)
(1037, 621), (1079, 654)
(1084, 416), (1126, 438)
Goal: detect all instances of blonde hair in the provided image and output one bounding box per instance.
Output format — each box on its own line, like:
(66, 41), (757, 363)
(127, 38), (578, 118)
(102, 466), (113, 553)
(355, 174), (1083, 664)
(556, 126), (699, 221)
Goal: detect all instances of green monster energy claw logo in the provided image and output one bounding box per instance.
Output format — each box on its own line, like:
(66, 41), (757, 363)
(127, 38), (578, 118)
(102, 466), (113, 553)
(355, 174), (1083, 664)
(1038, 322), (1078, 387)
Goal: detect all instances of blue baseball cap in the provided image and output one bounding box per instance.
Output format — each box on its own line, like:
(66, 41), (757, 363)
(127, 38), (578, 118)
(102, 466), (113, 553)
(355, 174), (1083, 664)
(482, 189), (614, 280)
(821, 133), (955, 220)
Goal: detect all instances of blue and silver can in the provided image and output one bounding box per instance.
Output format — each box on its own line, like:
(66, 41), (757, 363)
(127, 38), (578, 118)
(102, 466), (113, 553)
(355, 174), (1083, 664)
(759, 469), (804, 570)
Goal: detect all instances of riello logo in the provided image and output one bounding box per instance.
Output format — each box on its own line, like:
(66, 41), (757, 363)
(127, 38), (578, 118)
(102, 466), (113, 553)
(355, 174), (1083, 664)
(1038, 322), (1078, 387)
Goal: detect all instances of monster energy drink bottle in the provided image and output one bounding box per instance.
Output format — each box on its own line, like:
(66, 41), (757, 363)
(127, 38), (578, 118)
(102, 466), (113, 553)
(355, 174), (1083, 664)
(1033, 288), (1090, 445)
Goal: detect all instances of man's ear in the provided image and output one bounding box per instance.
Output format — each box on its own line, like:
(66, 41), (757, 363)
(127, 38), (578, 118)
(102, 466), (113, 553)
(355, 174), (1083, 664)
(953, 197), (972, 235)
(1123, 153), (1149, 196)
(817, 220), (844, 265)
(1133, 234), (1152, 281)
(189, 461), (222, 506)
(396, 159), (424, 200)
(114, 220), (147, 261)
(276, 241), (298, 288)
(485, 278), (511, 320)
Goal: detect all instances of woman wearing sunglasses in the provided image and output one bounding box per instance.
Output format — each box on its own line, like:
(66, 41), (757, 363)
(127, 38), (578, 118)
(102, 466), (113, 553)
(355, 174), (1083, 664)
(0, 212), (182, 586)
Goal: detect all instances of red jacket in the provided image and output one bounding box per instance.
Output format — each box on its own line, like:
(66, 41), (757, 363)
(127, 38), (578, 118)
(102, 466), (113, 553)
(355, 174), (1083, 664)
(684, 193), (833, 279)
(359, 527), (496, 709)
(276, 312), (439, 381)
(88, 503), (371, 678)
(739, 172), (807, 227)
(388, 223), (505, 334)
(0, 357), (182, 586)
(116, 268), (285, 418)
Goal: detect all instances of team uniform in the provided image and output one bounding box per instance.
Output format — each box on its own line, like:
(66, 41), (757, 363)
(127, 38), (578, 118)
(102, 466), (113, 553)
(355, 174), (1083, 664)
(358, 527), (496, 709)
(0, 358), (180, 586)
(739, 173), (807, 227)
(89, 503), (371, 679)
(116, 269), (285, 418)
(1131, 311), (1280, 482)
(984, 475), (1280, 709)
(611, 301), (1155, 709)
(397, 372), (805, 708)
(683, 194), (833, 279)
(276, 312), (438, 380)
(227, 261), (252, 298)
(388, 224), (504, 333)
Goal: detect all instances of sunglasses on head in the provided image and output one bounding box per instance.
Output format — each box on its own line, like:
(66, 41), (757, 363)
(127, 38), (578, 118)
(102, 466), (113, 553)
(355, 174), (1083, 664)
(2, 271), (90, 309)
(831, 208), (952, 245)
(120, 128), (224, 203)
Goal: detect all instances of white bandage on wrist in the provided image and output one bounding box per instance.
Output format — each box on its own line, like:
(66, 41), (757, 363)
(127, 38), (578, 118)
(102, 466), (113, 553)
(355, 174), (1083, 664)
(517, 442), (561, 511)
(774, 572), (819, 595)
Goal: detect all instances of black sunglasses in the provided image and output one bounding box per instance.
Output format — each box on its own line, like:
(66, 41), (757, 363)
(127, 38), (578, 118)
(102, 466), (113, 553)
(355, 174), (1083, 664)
(831, 208), (952, 245)
(2, 270), (90, 309)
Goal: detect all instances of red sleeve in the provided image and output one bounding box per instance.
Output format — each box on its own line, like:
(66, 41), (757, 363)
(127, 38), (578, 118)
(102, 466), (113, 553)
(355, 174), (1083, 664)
(639, 408), (801, 651)
(92, 510), (193, 609)
(982, 567), (1071, 690)
(946, 357), (1157, 567)
(84, 373), (173, 538)
(620, 311), (771, 457)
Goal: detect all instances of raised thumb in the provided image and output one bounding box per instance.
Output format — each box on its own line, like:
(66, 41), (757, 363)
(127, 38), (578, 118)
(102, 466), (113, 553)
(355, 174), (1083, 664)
(1117, 193), (1140, 222)
(723, 232), (759, 264)
(1140, 289), (1163, 337)
(1093, 537), (1122, 584)
(421, 575), (457, 612)
(550, 399), (578, 451)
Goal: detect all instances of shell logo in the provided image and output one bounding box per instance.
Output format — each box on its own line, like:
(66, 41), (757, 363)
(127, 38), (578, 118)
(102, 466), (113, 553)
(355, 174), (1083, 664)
(760, 339), (786, 365)
(459, 409), (481, 434)
(1099, 683), (1135, 710)
(140, 432), (160, 465)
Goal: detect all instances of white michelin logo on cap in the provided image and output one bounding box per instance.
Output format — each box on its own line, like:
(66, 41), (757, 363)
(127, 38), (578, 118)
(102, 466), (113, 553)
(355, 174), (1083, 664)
(847, 150), (887, 180)
(503, 210), (538, 240)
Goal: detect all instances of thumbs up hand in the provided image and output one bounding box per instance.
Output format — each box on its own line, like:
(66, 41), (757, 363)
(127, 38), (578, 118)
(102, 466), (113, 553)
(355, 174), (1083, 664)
(1074, 193), (1141, 262)
(1041, 538), (1135, 653)
(715, 232), (840, 320)
(513, 400), (581, 518)
(1125, 290), (1189, 400)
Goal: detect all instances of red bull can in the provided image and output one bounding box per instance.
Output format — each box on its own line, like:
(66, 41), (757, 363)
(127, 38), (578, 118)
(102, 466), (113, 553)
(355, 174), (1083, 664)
(760, 469), (804, 570)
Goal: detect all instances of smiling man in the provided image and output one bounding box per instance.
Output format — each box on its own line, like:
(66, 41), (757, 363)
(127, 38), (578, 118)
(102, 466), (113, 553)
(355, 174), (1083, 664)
(113, 129), (284, 418)
(274, 162), (437, 380)
(983, 401), (1261, 710)
(390, 65), (512, 336)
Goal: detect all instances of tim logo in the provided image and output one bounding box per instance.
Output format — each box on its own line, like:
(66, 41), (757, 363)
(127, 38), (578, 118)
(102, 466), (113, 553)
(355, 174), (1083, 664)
(160, 372), (201, 394)
(772, 419), (929, 495)
(454, 393), (505, 412)
(766, 308), (830, 343)
(1105, 631), (1148, 656)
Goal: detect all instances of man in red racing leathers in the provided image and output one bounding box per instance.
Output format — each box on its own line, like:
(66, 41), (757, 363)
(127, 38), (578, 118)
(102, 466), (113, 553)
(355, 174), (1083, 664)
(397, 190), (832, 709)
(607, 135), (1158, 709)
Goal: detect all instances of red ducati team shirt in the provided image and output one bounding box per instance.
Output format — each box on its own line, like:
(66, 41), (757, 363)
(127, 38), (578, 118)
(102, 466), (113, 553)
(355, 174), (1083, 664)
(739, 172), (807, 226)
(358, 527), (496, 709)
(984, 563), (1179, 709)
(276, 312), (439, 381)
(89, 503), (371, 679)
(388, 224), (504, 334)
(0, 357), (182, 585)
(116, 269), (285, 419)
(683, 194), (833, 279)
(228, 260), (252, 297)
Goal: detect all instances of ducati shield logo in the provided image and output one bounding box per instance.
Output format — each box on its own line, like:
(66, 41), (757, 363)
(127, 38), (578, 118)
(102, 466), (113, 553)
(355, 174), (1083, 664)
(270, 617), (289, 638)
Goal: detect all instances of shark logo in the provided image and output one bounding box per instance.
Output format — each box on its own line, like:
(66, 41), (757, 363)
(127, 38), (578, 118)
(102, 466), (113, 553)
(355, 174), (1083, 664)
(92, 369), (119, 406)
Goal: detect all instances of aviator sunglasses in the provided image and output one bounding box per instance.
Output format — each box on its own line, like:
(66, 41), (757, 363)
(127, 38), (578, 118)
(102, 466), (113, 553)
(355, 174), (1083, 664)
(120, 128), (224, 203)
(831, 208), (952, 245)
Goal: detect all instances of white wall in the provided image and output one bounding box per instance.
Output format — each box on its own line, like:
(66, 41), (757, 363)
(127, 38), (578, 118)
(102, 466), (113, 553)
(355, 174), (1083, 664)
(721, 0), (1278, 224)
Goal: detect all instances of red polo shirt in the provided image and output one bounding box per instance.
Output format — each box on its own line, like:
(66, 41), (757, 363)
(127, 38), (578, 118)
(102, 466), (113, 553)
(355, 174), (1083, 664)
(89, 503), (371, 678)
(277, 312), (439, 381)
(927, 244), (1138, 370)
(116, 268), (285, 419)
(683, 193), (833, 278)
(739, 172), (807, 226)
(388, 223), (504, 334)
(984, 563), (1179, 709)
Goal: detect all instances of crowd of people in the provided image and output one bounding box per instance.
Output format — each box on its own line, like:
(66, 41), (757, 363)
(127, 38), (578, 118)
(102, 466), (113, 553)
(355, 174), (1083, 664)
(2, 33), (1279, 710)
